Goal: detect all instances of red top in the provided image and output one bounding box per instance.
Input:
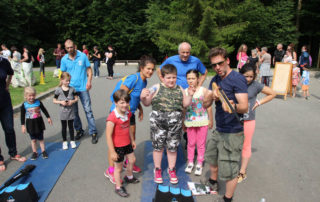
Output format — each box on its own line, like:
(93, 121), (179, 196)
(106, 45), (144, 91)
(106, 110), (131, 147)
(83, 49), (89, 56)
(54, 48), (66, 60)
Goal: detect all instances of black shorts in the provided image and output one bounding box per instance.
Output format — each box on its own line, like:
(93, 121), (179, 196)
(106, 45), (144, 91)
(130, 114), (136, 125)
(114, 144), (134, 163)
(29, 132), (44, 140)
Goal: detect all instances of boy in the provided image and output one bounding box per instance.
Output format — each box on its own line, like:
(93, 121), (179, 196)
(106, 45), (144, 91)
(140, 64), (194, 184)
(106, 89), (139, 197)
(301, 67), (310, 99)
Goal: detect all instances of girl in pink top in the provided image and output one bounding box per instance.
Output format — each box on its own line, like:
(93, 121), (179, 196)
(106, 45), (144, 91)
(237, 44), (248, 70)
(291, 61), (300, 97)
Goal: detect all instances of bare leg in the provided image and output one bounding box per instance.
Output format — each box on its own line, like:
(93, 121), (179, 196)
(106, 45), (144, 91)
(31, 140), (37, 153)
(130, 125), (136, 140)
(114, 162), (123, 188)
(225, 177), (238, 198)
(126, 153), (136, 176)
(210, 165), (218, 180)
(153, 149), (164, 168)
(167, 150), (177, 169)
(39, 140), (45, 152)
(108, 150), (114, 169)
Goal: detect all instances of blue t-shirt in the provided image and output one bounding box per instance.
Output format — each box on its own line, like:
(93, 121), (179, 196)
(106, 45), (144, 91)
(299, 51), (310, 67)
(209, 71), (248, 133)
(60, 50), (91, 92)
(302, 70), (310, 85)
(110, 72), (147, 114)
(160, 55), (206, 89)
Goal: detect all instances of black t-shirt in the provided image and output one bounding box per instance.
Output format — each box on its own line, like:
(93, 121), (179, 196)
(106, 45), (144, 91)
(248, 56), (258, 71)
(274, 50), (285, 62)
(106, 50), (115, 64)
(0, 57), (13, 105)
(92, 51), (101, 62)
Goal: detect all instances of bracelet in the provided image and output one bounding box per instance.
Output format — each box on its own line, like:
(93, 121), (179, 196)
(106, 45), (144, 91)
(256, 99), (261, 106)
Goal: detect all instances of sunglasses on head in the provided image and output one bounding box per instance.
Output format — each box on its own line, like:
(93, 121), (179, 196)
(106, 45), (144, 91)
(211, 60), (225, 68)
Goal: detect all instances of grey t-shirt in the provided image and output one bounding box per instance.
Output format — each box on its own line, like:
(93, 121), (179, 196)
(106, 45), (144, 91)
(54, 87), (77, 120)
(243, 81), (264, 120)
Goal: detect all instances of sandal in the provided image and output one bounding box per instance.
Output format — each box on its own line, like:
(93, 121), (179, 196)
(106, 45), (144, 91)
(10, 155), (27, 162)
(0, 161), (6, 172)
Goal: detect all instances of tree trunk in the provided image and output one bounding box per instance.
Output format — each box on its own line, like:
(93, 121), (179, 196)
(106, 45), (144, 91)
(296, 0), (302, 32)
(317, 43), (320, 69)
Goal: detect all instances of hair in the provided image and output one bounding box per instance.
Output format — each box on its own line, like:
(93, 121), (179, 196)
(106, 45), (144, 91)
(256, 46), (261, 52)
(93, 45), (98, 50)
(251, 49), (257, 56)
(65, 39), (74, 46)
(161, 64), (177, 77)
(208, 47), (228, 60)
(24, 86), (36, 97)
(138, 55), (156, 72)
(108, 45), (113, 49)
(186, 69), (199, 78)
(113, 89), (131, 103)
(261, 47), (268, 52)
(288, 43), (295, 52)
(11, 46), (17, 52)
(23, 45), (29, 51)
(237, 44), (247, 53)
(59, 72), (71, 87)
(239, 63), (257, 81)
(1, 44), (7, 48)
(302, 45), (308, 51)
(38, 48), (44, 56)
(178, 42), (191, 52)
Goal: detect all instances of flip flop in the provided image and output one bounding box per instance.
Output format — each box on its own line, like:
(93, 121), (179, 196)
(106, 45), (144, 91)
(10, 155), (27, 162)
(0, 161), (6, 172)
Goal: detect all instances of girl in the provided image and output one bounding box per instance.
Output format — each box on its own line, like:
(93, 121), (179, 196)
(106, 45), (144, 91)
(247, 49), (259, 75)
(183, 70), (213, 176)
(237, 44), (248, 70)
(37, 48), (45, 77)
(53, 72), (79, 150)
(105, 55), (156, 184)
(291, 61), (300, 97)
(21, 87), (52, 160)
(238, 64), (276, 183)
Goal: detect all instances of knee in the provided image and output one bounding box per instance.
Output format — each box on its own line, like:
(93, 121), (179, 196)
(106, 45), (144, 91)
(128, 155), (136, 164)
(31, 139), (37, 144)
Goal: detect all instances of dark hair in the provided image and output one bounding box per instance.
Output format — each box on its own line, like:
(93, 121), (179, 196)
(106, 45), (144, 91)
(186, 69), (199, 78)
(138, 55), (156, 72)
(302, 45), (308, 51)
(208, 47), (228, 60)
(256, 46), (261, 51)
(239, 63), (257, 80)
(161, 64), (177, 77)
(113, 89), (130, 103)
(11, 46), (17, 52)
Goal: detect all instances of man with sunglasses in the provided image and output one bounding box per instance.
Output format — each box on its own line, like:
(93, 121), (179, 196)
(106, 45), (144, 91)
(203, 47), (248, 202)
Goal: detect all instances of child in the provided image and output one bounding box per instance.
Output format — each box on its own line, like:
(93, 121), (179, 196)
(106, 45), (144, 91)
(291, 61), (300, 97)
(183, 70), (213, 176)
(21, 87), (52, 160)
(53, 72), (78, 149)
(106, 89), (139, 197)
(238, 64), (276, 183)
(140, 64), (194, 184)
(236, 44), (248, 70)
(37, 48), (45, 77)
(301, 67), (310, 99)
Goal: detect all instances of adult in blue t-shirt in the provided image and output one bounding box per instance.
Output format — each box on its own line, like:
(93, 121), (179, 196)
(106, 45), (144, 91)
(298, 45), (310, 76)
(158, 42), (207, 89)
(61, 39), (98, 144)
(203, 47), (248, 202)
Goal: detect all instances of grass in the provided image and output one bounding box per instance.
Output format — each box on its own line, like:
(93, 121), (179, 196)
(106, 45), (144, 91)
(207, 68), (216, 76)
(9, 71), (59, 107)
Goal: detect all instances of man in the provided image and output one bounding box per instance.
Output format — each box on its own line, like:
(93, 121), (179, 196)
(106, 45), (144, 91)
(273, 43), (285, 66)
(1, 44), (11, 59)
(60, 39), (98, 144)
(203, 47), (248, 202)
(157, 42), (207, 89)
(53, 43), (65, 69)
(0, 57), (26, 171)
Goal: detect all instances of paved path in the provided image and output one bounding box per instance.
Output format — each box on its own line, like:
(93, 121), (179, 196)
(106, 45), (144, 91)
(1, 63), (320, 202)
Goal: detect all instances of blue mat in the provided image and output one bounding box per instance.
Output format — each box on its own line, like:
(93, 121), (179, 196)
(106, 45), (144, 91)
(141, 141), (194, 202)
(0, 142), (79, 202)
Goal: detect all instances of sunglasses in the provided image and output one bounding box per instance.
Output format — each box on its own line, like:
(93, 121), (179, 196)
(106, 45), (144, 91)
(211, 60), (225, 68)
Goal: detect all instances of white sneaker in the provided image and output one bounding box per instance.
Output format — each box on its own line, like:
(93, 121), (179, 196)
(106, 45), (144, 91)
(194, 164), (203, 176)
(70, 141), (76, 149)
(62, 141), (68, 150)
(185, 163), (194, 173)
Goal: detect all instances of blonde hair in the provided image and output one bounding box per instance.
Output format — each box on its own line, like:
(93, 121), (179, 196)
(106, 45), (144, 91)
(237, 44), (247, 53)
(59, 72), (71, 87)
(24, 87), (36, 99)
(38, 48), (44, 56)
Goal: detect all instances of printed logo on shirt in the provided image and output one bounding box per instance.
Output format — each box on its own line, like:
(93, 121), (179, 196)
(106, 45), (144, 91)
(78, 61), (82, 66)
(26, 107), (41, 119)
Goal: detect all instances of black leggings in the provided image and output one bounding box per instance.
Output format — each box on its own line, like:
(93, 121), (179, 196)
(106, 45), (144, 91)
(107, 63), (114, 77)
(61, 120), (74, 141)
(39, 62), (45, 76)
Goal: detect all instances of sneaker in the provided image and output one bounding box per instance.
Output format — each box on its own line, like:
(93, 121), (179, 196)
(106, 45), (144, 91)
(31, 152), (38, 160)
(154, 168), (163, 184)
(75, 129), (84, 140)
(123, 176), (140, 184)
(185, 162), (194, 173)
(70, 141), (77, 149)
(202, 178), (219, 194)
(115, 186), (129, 197)
(123, 161), (142, 173)
(42, 151), (48, 159)
(194, 164), (203, 176)
(104, 169), (116, 184)
(91, 133), (98, 144)
(62, 141), (68, 150)
(237, 173), (247, 183)
(168, 168), (178, 184)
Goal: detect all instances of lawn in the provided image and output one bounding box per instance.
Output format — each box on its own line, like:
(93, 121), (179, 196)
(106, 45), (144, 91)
(207, 68), (216, 76)
(9, 71), (59, 107)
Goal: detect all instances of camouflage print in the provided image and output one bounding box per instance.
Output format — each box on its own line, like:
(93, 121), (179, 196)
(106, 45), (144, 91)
(150, 110), (182, 152)
(151, 84), (183, 112)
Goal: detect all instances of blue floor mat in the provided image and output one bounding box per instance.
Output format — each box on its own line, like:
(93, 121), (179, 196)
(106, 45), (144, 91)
(0, 142), (80, 202)
(141, 141), (194, 202)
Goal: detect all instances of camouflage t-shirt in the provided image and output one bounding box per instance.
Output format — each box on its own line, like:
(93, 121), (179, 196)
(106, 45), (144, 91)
(152, 84), (183, 112)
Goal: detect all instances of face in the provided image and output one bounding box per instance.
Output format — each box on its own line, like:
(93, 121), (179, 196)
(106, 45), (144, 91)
(65, 42), (75, 54)
(82, 45), (86, 50)
(57, 44), (61, 49)
(178, 45), (191, 62)
(163, 73), (177, 88)
(277, 44), (282, 50)
(61, 78), (70, 86)
(210, 55), (230, 78)
(243, 70), (255, 84)
(25, 93), (36, 103)
(140, 63), (155, 79)
(115, 99), (129, 113)
(243, 45), (247, 52)
(186, 72), (198, 88)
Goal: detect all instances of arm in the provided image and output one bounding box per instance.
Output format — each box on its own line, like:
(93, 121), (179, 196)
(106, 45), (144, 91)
(129, 118), (136, 149)
(106, 121), (118, 161)
(20, 105), (26, 134)
(6, 75), (12, 91)
(252, 86), (276, 110)
(53, 49), (57, 56)
(293, 52), (297, 61)
(137, 103), (143, 121)
(53, 98), (67, 106)
(198, 69), (208, 87)
(40, 101), (52, 125)
(69, 95), (79, 106)
(20, 52), (28, 62)
(86, 66), (92, 90)
(207, 106), (213, 129)
(107, 52), (113, 58)
(140, 88), (153, 106)
(182, 86), (194, 108)
(232, 93), (248, 114)
(97, 53), (101, 59)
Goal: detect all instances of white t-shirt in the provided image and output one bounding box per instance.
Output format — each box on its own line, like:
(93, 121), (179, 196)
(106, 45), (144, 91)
(2, 50), (11, 59)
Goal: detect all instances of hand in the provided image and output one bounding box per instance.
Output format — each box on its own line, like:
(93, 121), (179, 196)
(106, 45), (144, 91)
(208, 120), (213, 129)
(67, 100), (73, 106)
(222, 100), (234, 113)
(21, 125), (26, 134)
(61, 101), (68, 106)
(138, 108), (143, 121)
(131, 141), (136, 150)
(187, 86), (196, 96)
(252, 103), (259, 111)
(48, 118), (53, 125)
(110, 151), (119, 161)
(86, 82), (92, 91)
(212, 89), (219, 101)
(140, 88), (150, 98)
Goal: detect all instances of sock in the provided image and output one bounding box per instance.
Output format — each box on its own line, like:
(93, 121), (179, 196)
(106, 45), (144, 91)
(108, 166), (114, 174)
(223, 195), (233, 202)
(116, 186), (121, 190)
(127, 175), (133, 179)
(209, 178), (217, 185)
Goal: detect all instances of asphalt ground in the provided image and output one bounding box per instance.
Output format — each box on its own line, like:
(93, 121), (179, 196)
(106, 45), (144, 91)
(1, 63), (320, 202)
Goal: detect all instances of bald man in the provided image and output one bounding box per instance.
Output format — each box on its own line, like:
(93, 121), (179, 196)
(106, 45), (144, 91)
(273, 43), (285, 66)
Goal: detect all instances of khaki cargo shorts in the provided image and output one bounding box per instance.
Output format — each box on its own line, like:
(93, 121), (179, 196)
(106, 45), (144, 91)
(205, 130), (244, 181)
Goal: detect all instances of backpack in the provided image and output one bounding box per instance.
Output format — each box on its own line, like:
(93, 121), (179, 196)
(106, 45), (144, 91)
(110, 73), (139, 102)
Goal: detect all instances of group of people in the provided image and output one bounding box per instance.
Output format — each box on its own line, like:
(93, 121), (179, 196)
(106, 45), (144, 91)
(237, 43), (312, 99)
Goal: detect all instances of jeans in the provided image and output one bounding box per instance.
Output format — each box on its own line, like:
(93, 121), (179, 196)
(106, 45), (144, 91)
(74, 91), (97, 135)
(0, 94), (17, 161)
(93, 60), (100, 77)
(56, 59), (61, 69)
(39, 62), (45, 76)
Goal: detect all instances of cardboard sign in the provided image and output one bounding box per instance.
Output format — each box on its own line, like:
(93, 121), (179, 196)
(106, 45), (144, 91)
(271, 62), (292, 100)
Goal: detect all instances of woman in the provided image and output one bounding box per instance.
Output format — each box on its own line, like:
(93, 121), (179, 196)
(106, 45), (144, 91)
(20, 46), (35, 86)
(10, 46), (26, 87)
(37, 48), (45, 77)
(105, 55), (156, 183)
(287, 43), (297, 62)
(259, 47), (272, 86)
(90, 46), (101, 78)
(237, 44), (248, 70)
(106, 45), (115, 79)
